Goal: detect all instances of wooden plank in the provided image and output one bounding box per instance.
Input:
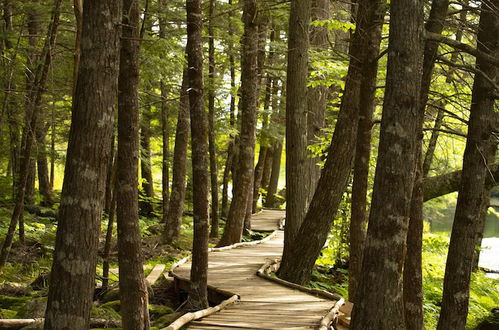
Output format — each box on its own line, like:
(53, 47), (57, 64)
(146, 264), (166, 285)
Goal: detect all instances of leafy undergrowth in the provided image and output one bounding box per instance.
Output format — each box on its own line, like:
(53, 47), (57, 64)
(311, 232), (499, 329)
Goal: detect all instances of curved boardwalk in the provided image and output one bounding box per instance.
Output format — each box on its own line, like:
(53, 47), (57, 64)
(173, 209), (349, 329)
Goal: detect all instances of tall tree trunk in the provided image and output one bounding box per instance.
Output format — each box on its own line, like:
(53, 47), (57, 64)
(422, 107), (445, 177)
(350, 0), (424, 326)
(403, 0), (450, 327)
(306, 0), (329, 201)
(217, 0), (259, 246)
(437, 1), (498, 328)
(472, 187), (493, 272)
(102, 147), (117, 292)
(261, 144), (273, 193)
(161, 81), (170, 221)
(36, 121), (53, 206)
(283, 0), (310, 258)
(43, 0), (121, 328)
(220, 0), (236, 220)
(116, 0), (151, 326)
(185, 0), (209, 309)
(278, 0), (385, 284)
(164, 70), (190, 244)
(348, 0), (385, 304)
(208, 0), (219, 238)
(140, 109), (155, 217)
(0, 0), (62, 268)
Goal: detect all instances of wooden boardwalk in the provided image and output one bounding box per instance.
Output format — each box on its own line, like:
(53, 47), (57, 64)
(172, 209), (348, 329)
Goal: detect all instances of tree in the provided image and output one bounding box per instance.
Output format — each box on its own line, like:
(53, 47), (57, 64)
(350, 0), (424, 326)
(218, 0), (259, 246)
(283, 0), (310, 255)
(43, 0), (122, 328)
(185, 0), (209, 309)
(116, 0), (151, 327)
(348, 0), (385, 303)
(164, 70), (190, 244)
(208, 0), (219, 238)
(437, 1), (498, 328)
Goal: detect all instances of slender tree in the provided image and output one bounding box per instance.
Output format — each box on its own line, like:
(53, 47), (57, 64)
(350, 0), (424, 326)
(44, 0), (122, 328)
(437, 1), (498, 328)
(164, 70), (190, 244)
(218, 0), (259, 246)
(116, 0), (151, 327)
(283, 0), (311, 255)
(185, 0), (209, 309)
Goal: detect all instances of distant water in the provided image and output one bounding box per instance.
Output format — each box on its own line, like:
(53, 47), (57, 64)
(479, 237), (499, 275)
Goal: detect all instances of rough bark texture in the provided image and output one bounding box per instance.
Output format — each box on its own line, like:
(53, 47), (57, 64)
(306, 0), (329, 201)
(350, 0), (424, 327)
(186, 0), (209, 310)
(437, 1), (498, 328)
(44, 0), (121, 328)
(208, 0), (219, 238)
(278, 0), (383, 284)
(422, 107), (445, 177)
(116, 0), (151, 327)
(348, 0), (385, 304)
(283, 0), (310, 254)
(217, 0), (259, 246)
(403, 0), (451, 327)
(164, 70), (190, 244)
(0, 0), (62, 268)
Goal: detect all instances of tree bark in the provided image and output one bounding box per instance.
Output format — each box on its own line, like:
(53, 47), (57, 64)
(403, 0), (451, 327)
(348, 0), (385, 304)
(350, 0), (424, 327)
(437, 1), (498, 328)
(217, 0), (259, 246)
(164, 70), (190, 244)
(43, 0), (121, 328)
(208, 0), (219, 238)
(186, 0), (209, 310)
(283, 0), (311, 256)
(116, 1), (151, 326)
(161, 82), (170, 221)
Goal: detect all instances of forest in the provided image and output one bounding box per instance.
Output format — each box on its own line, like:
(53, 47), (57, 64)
(0, 0), (497, 329)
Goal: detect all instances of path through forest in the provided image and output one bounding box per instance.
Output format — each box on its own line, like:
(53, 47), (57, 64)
(172, 209), (350, 329)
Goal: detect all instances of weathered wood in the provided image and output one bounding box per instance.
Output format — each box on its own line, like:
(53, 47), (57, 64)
(146, 264), (166, 285)
(0, 318), (120, 329)
(163, 295), (238, 330)
(319, 298), (345, 330)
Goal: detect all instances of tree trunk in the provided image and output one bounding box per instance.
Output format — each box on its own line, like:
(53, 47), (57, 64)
(403, 0), (450, 327)
(161, 82), (170, 222)
(348, 0), (384, 304)
(472, 187), (492, 272)
(140, 109), (155, 217)
(0, 0), (62, 268)
(208, 0), (219, 238)
(36, 121), (53, 206)
(164, 70), (190, 244)
(186, 0), (209, 309)
(261, 144), (273, 193)
(350, 0), (424, 325)
(116, 0), (151, 326)
(283, 0), (310, 256)
(217, 0), (259, 246)
(278, 0), (385, 284)
(437, 1), (498, 328)
(43, 0), (121, 328)
(102, 156), (117, 292)
(306, 0), (329, 201)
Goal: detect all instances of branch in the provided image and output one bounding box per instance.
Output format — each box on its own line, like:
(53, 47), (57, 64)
(426, 31), (499, 67)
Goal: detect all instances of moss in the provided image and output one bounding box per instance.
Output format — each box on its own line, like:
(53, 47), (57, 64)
(152, 312), (180, 328)
(149, 304), (174, 319)
(0, 295), (31, 311)
(91, 304), (121, 321)
(0, 308), (17, 318)
(16, 297), (47, 318)
(101, 288), (120, 303)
